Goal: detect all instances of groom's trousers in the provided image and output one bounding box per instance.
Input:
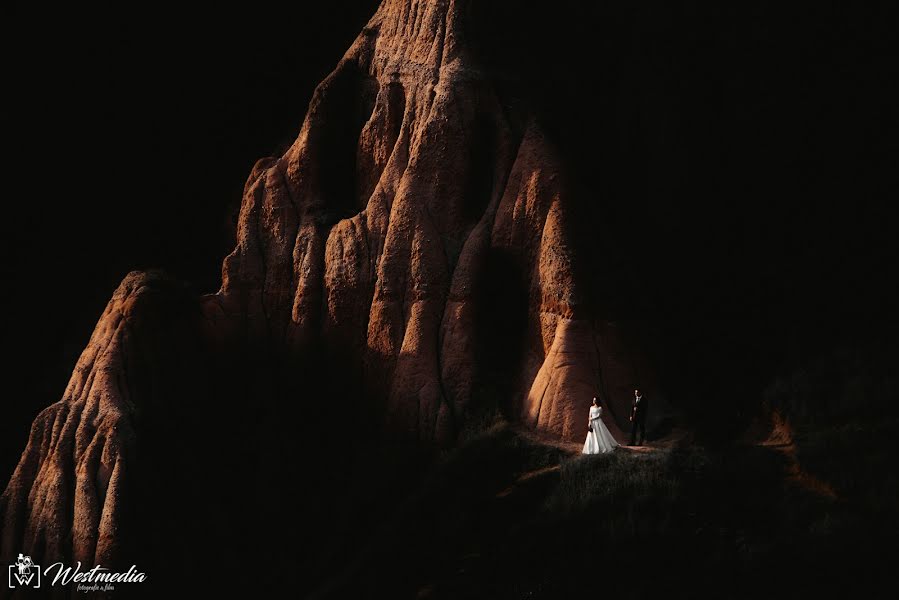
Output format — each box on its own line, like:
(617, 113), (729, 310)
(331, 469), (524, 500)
(629, 418), (646, 445)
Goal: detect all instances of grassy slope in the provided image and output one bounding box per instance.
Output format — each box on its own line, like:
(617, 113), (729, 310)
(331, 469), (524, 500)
(314, 417), (898, 599)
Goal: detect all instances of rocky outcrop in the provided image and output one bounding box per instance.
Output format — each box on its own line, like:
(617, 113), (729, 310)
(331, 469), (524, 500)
(204, 0), (648, 442)
(0, 271), (197, 573)
(1, 0), (654, 580)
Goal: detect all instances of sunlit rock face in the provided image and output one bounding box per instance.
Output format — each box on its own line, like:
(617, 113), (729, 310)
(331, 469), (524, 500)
(2, 0), (651, 572)
(209, 0), (647, 442)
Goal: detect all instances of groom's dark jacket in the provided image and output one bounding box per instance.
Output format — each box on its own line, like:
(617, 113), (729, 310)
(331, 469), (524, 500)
(631, 395), (649, 422)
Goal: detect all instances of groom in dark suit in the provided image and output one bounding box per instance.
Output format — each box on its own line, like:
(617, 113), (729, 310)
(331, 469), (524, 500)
(628, 388), (649, 446)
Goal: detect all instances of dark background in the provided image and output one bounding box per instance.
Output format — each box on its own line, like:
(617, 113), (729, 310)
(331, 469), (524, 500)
(4, 0), (897, 478)
(471, 0), (898, 436)
(2, 1), (380, 479)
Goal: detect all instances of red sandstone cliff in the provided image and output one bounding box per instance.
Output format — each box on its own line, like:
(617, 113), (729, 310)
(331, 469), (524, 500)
(1, 0), (653, 579)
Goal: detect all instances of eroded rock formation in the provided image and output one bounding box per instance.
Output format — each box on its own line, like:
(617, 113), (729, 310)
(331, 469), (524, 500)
(1, 271), (198, 573)
(2, 0), (654, 580)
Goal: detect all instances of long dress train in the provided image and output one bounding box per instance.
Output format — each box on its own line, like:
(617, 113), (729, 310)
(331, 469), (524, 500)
(582, 405), (619, 454)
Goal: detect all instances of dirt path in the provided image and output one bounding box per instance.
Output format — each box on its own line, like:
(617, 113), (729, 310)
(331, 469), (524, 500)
(513, 424), (689, 457)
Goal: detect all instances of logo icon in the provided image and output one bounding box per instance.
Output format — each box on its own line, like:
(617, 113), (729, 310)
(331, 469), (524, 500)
(8, 554), (41, 589)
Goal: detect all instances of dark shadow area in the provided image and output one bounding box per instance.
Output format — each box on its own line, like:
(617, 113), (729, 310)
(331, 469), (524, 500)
(307, 423), (899, 598)
(472, 249), (530, 419)
(468, 0), (899, 440)
(120, 292), (428, 597)
(1, 0), (381, 482)
(462, 110), (500, 224)
(315, 59), (379, 221)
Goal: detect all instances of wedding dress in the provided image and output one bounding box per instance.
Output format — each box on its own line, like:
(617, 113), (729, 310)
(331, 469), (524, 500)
(582, 405), (619, 454)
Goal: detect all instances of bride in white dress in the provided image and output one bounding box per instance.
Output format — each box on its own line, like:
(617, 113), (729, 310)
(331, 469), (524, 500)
(583, 397), (619, 454)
